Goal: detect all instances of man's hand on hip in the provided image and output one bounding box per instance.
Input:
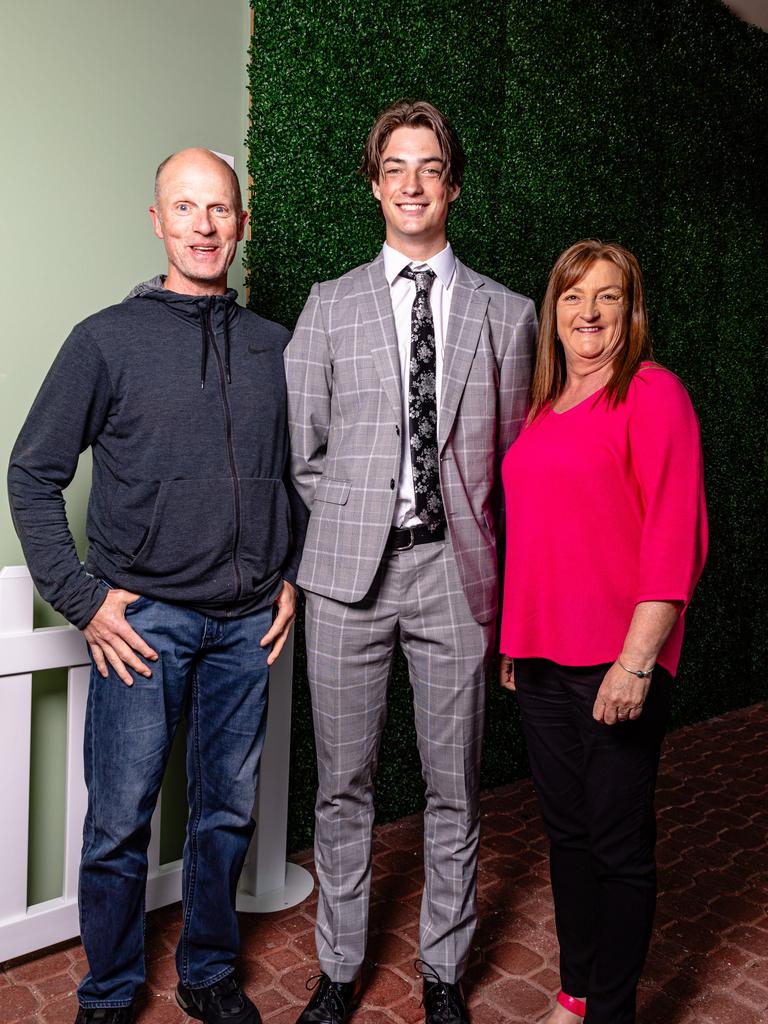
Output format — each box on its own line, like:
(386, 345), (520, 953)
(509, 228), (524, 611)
(83, 589), (158, 686)
(260, 580), (297, 665)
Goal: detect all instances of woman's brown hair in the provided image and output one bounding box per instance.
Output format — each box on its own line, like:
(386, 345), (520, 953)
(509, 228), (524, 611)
(528, 239), (653, 423)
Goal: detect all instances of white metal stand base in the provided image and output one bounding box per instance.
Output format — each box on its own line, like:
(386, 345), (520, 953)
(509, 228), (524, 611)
(236, 861), (314, 914)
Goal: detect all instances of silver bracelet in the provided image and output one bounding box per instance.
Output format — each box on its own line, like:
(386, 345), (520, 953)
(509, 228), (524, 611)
(618, 658), (654, 679)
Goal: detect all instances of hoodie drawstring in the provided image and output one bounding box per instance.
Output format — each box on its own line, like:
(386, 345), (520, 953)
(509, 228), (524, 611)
(199, 298), (233, 388)
(125, 286), (238, 389)
(223, 310), (231, 384)
(199, 309), (209, 389)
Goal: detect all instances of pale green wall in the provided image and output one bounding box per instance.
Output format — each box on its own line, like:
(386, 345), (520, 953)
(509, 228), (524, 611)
(0, 0), (251, 903)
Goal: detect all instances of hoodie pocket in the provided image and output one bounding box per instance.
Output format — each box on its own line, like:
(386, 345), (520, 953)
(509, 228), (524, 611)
(126, 477), (234, 579)
(238, 477), (291, 585)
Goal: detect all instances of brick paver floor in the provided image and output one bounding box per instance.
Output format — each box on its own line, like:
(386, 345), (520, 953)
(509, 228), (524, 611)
(3, 702), (767, 1023)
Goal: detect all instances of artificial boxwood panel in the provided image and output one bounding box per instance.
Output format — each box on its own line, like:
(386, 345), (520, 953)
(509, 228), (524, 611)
(246, 0), (768, 852)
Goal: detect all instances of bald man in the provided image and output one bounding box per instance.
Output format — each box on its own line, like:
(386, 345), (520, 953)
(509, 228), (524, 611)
(8, 149), (306, 1024)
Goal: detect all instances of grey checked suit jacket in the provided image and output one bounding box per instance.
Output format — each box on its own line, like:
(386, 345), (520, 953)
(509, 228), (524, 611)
(285, 252), (536, 624)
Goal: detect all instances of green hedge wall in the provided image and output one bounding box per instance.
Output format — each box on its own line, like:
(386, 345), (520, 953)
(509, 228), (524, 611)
(246, 0), (768, 852)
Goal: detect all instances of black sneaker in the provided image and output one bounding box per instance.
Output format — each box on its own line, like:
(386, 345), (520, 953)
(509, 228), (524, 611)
(295, 972), (362, 1023)
(176, 974), (261, 1023)
(74, 1007), (135, 1024)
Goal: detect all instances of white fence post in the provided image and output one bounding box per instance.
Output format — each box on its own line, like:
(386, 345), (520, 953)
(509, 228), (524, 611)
(237, 629), (314, 912)
(0, 565), (312, 964)
(62, 665), (89, 904)
(0, 567), (34, 938)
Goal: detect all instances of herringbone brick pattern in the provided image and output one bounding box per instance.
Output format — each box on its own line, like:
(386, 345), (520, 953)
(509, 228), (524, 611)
(2, 702), (766, 1023)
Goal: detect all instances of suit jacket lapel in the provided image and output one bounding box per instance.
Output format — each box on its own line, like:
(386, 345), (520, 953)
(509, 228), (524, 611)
(439, 259), (488, 452)
(360, 254), (401, 420)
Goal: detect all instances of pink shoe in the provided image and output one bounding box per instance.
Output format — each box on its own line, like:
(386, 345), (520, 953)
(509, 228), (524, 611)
(557, 991), (587, 1018)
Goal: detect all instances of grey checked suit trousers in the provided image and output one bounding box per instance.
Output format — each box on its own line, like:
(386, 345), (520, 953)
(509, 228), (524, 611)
(307, 540), (493, 982)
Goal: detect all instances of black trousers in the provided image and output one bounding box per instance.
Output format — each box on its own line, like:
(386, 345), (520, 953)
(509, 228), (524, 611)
(515, 659), (672, 1024)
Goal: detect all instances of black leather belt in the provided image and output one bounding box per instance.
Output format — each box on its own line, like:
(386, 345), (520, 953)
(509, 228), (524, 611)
(384, 522), (445, 554)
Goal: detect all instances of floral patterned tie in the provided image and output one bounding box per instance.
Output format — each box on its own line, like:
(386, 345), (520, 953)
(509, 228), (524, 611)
(400, 266), (446, 532)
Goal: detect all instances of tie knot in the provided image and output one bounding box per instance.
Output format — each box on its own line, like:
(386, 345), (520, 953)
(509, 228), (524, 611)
(400, 266), (436, 294)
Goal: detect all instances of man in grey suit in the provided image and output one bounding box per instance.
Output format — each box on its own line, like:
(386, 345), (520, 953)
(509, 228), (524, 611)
(285, 100), (535, 1024)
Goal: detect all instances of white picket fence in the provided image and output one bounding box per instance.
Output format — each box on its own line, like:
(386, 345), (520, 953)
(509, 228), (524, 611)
(0, 565), (313, 963)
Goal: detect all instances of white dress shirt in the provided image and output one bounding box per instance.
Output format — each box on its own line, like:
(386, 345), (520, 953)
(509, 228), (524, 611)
(382, 242), (456, 528)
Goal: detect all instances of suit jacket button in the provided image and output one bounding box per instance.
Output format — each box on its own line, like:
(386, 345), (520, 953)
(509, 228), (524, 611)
(390, 478), (395, 489)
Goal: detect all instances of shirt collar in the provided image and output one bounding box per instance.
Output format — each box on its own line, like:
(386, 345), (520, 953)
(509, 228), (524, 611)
(382, 242), (456, 290)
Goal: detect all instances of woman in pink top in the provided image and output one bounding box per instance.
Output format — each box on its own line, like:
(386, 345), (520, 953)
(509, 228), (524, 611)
(500, 240), (707, 1024)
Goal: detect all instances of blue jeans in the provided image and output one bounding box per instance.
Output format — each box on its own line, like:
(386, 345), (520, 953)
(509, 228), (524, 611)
(77, 589), (272, 1008)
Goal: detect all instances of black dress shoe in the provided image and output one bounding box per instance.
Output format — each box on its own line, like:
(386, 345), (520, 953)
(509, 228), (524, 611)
(295, 973), (362, 1023)
(420, 967), (470, 1024)
(74, 1008), (135, 1024)
(176, 974), (261, 1023)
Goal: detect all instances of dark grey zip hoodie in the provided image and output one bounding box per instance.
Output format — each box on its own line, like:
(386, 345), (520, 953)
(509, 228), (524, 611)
(8, 280), (307, 629)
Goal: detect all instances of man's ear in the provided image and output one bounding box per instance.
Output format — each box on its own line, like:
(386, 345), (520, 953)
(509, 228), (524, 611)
(149, 206), (164, 240)
(371, 178), (382, 202)
(448, 183), (461, 204)
(236, 209), (249, 242)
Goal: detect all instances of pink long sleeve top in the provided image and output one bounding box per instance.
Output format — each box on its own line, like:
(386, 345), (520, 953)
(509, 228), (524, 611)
(500, 364), (708, 676)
